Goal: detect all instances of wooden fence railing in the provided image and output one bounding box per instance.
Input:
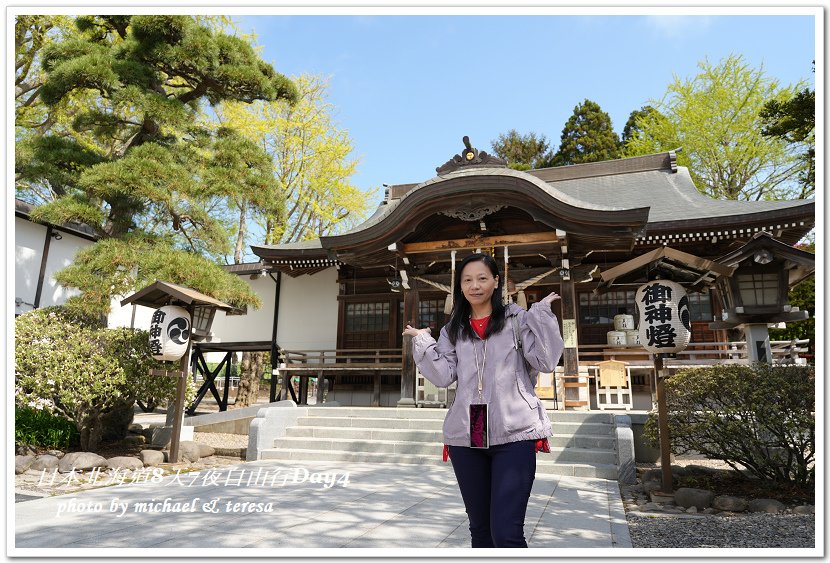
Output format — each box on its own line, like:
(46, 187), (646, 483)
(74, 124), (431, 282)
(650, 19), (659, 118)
(277, 348), (403, 406)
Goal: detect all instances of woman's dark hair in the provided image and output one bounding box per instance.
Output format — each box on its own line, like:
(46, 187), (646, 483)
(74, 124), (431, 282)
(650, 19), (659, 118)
(447, 253), (507, 344)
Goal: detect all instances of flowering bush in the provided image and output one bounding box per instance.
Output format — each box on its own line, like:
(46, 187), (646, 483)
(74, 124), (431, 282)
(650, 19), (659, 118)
(15, 307), (193, 451)
(644, 363), (815, 486)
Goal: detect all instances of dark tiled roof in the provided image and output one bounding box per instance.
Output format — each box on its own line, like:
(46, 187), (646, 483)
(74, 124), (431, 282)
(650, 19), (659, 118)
(15, 198), (98, 240)
(543, 165), (812, 224)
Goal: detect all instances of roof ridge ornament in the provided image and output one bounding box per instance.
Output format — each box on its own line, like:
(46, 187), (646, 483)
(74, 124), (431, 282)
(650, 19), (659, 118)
(436, 136), (507, 174)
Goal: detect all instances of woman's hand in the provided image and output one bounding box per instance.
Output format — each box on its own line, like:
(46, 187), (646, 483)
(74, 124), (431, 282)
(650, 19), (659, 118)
(540, 291), (561, 305)
(402, 324), (431, 338)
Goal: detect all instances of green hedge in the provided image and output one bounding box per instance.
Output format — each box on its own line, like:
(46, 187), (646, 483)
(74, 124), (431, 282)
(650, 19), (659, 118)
(644, 363), (814, 486)
(15, 307), (193, 451)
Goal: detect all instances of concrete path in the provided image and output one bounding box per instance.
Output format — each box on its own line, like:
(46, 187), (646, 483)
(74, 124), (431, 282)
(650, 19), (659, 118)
(14, 459), (631, 552)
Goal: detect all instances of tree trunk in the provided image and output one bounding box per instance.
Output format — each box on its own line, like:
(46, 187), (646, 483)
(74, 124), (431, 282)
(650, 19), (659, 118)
(235, 351), (264, 407)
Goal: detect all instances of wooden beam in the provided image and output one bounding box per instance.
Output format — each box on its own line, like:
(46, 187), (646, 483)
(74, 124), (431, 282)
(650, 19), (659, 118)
(402, 232), (558, 254)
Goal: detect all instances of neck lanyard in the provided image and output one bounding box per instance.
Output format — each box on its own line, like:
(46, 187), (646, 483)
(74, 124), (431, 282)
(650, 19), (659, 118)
(473, 338), (487, 403)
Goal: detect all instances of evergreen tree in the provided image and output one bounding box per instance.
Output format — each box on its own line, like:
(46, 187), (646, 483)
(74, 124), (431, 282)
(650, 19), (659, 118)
(624, 54), (808, 201)
(490, 129), (554, 170)
(760, 87), (815, 199)
(15, 15), (298, 314)
(622, 105), (660, 146)
(552, 99), (621, 166)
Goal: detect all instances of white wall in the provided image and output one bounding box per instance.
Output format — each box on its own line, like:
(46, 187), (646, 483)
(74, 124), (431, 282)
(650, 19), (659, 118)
(211, 275), (278, 343)
(206, 267), (338, 350)
(14, 217), (94, 315)
(275, 268), (339, 350)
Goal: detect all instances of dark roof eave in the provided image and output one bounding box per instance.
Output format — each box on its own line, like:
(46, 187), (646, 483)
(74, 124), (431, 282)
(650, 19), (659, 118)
(643, 200), (814, 232)
(319, 174), (650, 252)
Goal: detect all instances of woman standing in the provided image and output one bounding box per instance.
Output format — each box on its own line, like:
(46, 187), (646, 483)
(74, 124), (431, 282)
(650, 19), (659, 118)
(403, 253), (564, 548)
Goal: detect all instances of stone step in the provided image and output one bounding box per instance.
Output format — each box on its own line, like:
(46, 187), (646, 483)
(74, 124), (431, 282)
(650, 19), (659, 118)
(307, 406), (617, 424)
(258, 448), (618, 479)
(548, 433), (617, 449)
(270, 437), (617, 465)
(286, 426), (616, 449)
(550, 421), (616, 436)
(286, 426), (443, 442)
(296, 416), (445, 431)
(306, 407), (447, 419)
(296, 416), (615, 438)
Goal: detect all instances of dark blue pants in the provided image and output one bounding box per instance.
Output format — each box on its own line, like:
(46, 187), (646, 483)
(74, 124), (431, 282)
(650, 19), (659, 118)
(448, 440), (536, 548)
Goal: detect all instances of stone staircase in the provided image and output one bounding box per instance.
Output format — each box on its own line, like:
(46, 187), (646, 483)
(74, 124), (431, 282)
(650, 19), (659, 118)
(258, 407), (621, 480)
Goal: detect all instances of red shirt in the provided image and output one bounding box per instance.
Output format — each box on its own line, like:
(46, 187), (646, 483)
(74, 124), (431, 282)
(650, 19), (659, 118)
(470, 315), (490, 339)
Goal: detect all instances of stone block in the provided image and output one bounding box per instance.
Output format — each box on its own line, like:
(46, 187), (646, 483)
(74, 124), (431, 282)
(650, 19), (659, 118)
(674, 487), (715, 510)
(15, 455), (34, 474)
(31, 454), (61, 471)
(712, 495), (748, 512)
(139, 449), (165, 466)
(121, 435), (147, 447)
(197, 444), (215, 458)
(106, 456), (144, 471)
(748, 498), (785, 513)
(58, 452), (108, 473)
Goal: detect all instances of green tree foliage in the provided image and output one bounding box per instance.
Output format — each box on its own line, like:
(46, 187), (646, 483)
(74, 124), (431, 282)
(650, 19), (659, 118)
(624, 54), (808, 201)
(644, 364), (815, 486)
(215, 74), (375, 247)
(760, 87), (815, 199)
(15, 307), (191, 451)
(490, 129), (554, 170)
(769, 242), (815, 357)
(552, 99), (621, 166)
(621, 105), (660, 146)
(15, 15), (298, 314)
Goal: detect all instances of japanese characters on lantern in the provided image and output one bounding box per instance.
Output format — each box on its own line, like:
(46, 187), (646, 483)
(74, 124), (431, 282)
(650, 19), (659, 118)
(636, 280), (691, 354)
(149, 305), (191, 361)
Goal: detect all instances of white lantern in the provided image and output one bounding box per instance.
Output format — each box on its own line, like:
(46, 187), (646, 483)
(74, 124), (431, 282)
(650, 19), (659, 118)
(149, 305), (191, 361)
(635, 280), (691, 354)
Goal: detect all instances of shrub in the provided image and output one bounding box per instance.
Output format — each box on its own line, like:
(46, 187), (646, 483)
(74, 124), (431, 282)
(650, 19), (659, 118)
(15, 307), (193, 451)
(644, 363), (814, 486)
(15, 406), (80, 449)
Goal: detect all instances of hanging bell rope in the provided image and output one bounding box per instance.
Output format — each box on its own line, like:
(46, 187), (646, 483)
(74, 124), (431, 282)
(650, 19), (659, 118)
(509, 268), (558, 309)
(413, 276), (451, 293)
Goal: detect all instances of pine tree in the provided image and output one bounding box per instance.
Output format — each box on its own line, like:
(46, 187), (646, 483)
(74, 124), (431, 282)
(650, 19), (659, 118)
(490, 129), (554, 170)
(16, 15), (298, 314)
(552, 99), (621, 166)
(760, 87), (815, 199)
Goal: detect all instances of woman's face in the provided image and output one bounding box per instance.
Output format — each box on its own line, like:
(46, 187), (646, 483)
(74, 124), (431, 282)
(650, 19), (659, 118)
(460, 260), (499, 310)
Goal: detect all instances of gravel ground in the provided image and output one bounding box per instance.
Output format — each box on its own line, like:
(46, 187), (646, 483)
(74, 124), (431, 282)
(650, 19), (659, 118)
(627, 513), (816, 548)
(192, 432), (249, 449)
(627, 457), (815, 549)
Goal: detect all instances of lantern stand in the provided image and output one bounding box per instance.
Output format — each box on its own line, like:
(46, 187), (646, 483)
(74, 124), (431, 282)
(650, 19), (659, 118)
(653, 352), (675, 495)
(120, 281), (235, 464)
(709, 232), (814, 365)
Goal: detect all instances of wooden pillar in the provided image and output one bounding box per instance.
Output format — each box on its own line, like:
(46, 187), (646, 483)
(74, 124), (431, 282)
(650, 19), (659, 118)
(654, 354), (673, 494)
(557, 230), (588, 410)
(398, 285), (419, 407)
(169, 338), (192, 464)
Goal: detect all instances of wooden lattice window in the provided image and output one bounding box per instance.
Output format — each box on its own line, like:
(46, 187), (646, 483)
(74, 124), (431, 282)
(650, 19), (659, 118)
(419, 299), (447, 333)
(343, 301), (391, 349)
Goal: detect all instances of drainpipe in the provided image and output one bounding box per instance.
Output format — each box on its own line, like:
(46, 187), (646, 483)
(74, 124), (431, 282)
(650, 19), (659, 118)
(268, 270), (282, 402)
(34, 226), (60, 308)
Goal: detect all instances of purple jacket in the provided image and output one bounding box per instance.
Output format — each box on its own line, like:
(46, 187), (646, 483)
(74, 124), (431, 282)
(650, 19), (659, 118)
(412, 302), (564, 447)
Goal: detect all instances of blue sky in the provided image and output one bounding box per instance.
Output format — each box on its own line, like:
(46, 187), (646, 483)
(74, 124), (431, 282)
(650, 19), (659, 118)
(234, 13), (817, 207)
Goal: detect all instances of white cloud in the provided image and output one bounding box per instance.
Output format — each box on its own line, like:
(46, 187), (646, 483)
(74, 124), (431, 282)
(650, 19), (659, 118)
(643, 15), (714, 39)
